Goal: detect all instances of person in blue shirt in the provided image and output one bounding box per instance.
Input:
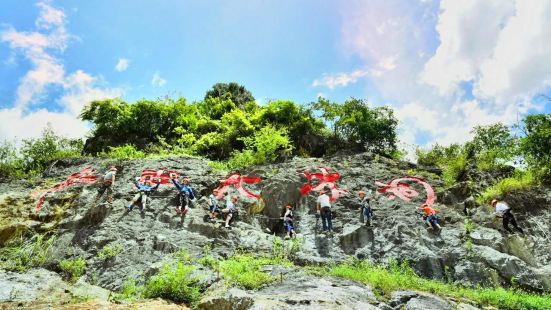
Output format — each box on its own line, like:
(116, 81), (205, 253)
(127, 177), (160, 211)
(207, 188), (221, 221)
(170, 175), (196, 215)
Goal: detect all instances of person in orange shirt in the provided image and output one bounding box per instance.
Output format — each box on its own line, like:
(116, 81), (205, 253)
(420, 204), (441, 230)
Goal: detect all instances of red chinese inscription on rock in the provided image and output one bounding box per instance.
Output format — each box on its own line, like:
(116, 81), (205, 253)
(375, 176), (435, 206)
(299, 167), (348, 201)
(216, 173), (262, 200)
(35, 167), (98, 211)
(139, 169), (180, 185)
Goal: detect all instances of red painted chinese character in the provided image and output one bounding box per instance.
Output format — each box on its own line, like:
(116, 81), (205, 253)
(139, 169), (180, 185)
(375, 177), (435, 206)
(299, 167), (347, 201)
(215, 173), (262, 200)
(35, 167), (98, 211)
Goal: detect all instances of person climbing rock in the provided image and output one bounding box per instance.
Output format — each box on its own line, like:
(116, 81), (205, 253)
(128, 177), (160, 211)
(283, 204), (296, 239)
(170, 175), (196, 215)
(317, 186), (333, 233)
(222, 195), (239, 228)
(207, 188), (221, 221)
(97, 166), (117, 203)
(420, 204), (441, 230)
(358, 190), (373, 226)
(491, 199), (524, 234)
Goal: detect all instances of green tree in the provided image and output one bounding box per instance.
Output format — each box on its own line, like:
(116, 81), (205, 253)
(204, 82), (255, 108)
(20, 125), (83, 174)
(257, 100), (326, 156)
(520, 114), (551, 183)
(312, 98), (398, 154)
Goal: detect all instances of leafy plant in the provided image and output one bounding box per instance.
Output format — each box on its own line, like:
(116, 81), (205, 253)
(0, 234), (56, 271)
(218, 254), (291, 290)
(98, 243), (123, 261)
(476, 171), (536, 205)
(111, 278), (144, 302)
(323, 259), (551, 310)
(143, 262), (202, 304)
(100, 144), (145, 159)
(59, 257), (87, 283)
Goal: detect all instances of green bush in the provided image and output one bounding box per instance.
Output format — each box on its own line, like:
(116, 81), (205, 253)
(324, 259), (550, 310)
(219, 254), (291, 290)
(59, 257), (87, 282)
(100, 144), (145, 159)
(111, 278), (144, 302)
(172, 248), (192, 263)
(21, 126), (83, 174)
(312, 97), (398, 154)
(0, 140), (24, 178)
(476, 171), (536, 205)
(143, 262), (201, 304)
(442, 153), (468, 186)
(0, 234), (55, 271)
(520, 114), (551, 184)
(98, 243), (123, 261)
(226, 125), (292, 169)
(271, 236), (303, 260)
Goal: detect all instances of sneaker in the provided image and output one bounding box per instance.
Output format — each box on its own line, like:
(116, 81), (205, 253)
(127, 204), (133, 211)
(225, 224), (230, 229)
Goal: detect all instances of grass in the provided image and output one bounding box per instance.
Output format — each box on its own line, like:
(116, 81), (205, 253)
(59, 257), (87, 283)
(442, 154), (468, 186)
(313, 259), (551, 310)
(111, 278), (145, 302)
(0, 234), (56, 271)
(143, 262), (202, 305)
(98, 242), (123, 261)
(218, 254), (292, 290)
(476, 171), (536, 205)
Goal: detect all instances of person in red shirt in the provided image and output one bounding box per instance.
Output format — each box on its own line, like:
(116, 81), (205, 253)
(420, 204), (441, 230)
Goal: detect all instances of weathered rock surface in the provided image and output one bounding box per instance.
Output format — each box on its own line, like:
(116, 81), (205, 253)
(0, 152), (550, 308)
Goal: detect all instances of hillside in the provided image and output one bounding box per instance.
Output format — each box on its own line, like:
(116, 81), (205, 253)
(1, 152), (550, 309)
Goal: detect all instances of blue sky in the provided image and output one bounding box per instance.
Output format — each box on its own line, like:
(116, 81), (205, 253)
(1, 0), (550, 149)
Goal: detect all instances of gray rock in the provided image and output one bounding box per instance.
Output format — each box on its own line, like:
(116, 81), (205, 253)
(405, 294), (453, 310)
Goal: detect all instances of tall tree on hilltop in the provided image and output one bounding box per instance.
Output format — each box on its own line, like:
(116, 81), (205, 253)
(204, 82), (255, 107)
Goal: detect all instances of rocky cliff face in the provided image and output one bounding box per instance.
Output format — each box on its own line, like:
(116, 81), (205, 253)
(0, 153), (549, 308)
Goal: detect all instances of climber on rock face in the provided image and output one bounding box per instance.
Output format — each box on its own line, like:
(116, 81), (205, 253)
(128, 177), (160, 211)
(420, 204), (441, 230)
(491, 199), (524, 234)
(170, 174), (196, 215)
(283, 203), (296, 239)
(222, 195), (239, 228)
(207, 188), (221, 221)
(317, 186), (333, 233)
(358, 190), (373, 226)
(98, 166), (117, 203)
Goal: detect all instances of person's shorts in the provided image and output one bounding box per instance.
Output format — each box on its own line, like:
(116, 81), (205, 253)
(210, 205), (220, 213)
(285, 221), (294, 232)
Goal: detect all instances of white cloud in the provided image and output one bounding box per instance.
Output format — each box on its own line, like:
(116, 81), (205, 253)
(115, 58), (129, 72)
(0, 107), (88, 140)
(0, 1), (122, 141)
(420, 0), (516, 96)
(151, 72), (166, 87)
(475, 1), (551, 103)
(334, 0), (550, 151)
(312, 69), (369, 89)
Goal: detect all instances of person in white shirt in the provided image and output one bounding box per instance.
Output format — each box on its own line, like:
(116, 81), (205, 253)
(316, 186), (333, 232)
(491, 199), (524, 234)
(222, 195), (239, 228)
